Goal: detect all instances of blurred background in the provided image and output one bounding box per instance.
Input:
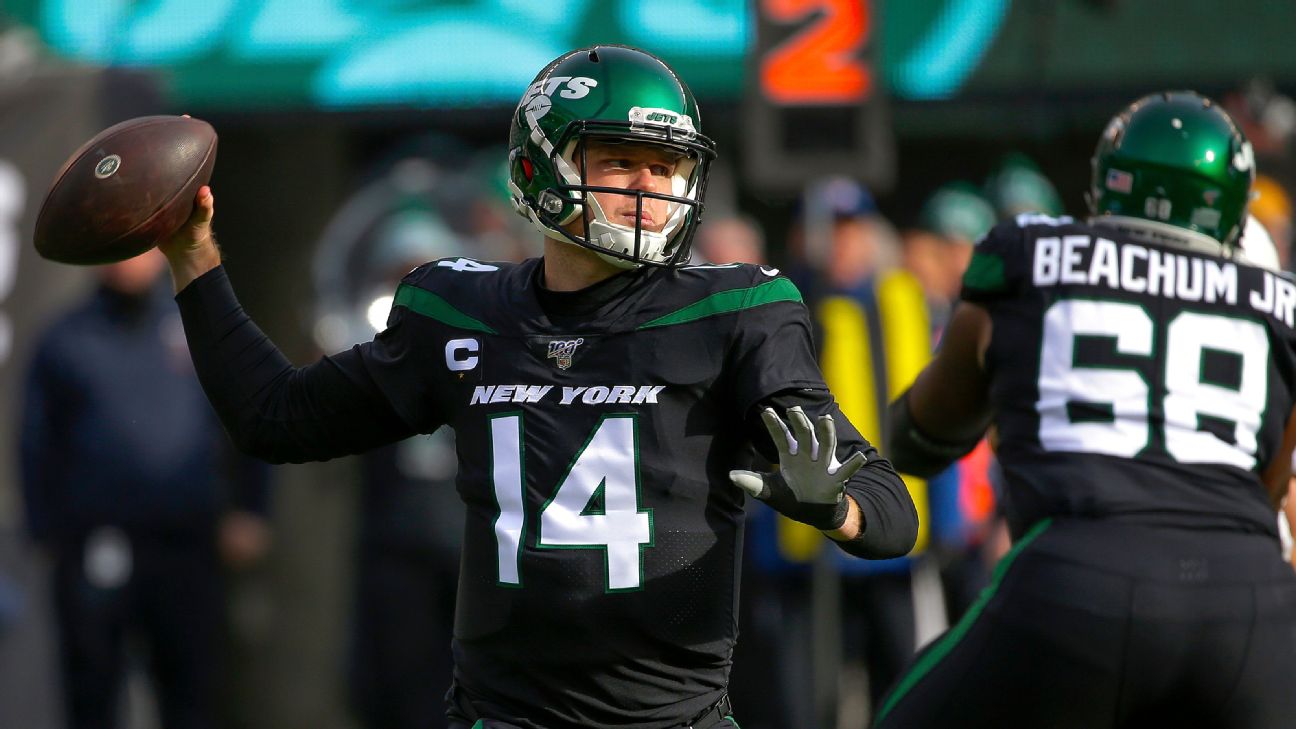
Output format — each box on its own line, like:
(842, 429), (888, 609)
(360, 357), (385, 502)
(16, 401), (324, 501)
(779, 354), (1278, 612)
(1, 2), (1295, 729)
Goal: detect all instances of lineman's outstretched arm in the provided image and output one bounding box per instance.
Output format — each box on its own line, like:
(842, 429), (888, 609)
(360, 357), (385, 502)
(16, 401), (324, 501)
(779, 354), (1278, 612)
(162, 187), (418, 464)
(739, 388), (919, 559)
(888, 302), (994, 478)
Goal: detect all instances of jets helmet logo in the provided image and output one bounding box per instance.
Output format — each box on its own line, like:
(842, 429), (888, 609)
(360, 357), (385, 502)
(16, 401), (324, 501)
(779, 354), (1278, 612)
(521, 76), (598, 121)
(546, 338), (585, 370)
(628, 106), (697, 138)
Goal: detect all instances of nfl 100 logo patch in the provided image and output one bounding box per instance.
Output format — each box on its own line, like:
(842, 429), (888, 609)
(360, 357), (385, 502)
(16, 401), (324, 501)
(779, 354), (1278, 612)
(546, 338), (585, 370)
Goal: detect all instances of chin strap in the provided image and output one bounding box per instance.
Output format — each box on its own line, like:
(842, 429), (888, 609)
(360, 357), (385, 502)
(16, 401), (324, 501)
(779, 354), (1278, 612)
(586, 219), (668, 267)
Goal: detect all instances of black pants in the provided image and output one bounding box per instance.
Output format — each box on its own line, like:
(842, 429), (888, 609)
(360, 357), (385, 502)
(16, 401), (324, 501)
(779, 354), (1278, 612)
(447, 716), (738, 729)
(52, 530), (222, 729)
(445, 716), (736, 726)
(446, 686), (738, 729)
(872, 519), (1296, 729)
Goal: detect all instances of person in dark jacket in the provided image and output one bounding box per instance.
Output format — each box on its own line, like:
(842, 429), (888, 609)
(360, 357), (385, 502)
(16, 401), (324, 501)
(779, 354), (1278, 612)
(20, 248), (272, 729)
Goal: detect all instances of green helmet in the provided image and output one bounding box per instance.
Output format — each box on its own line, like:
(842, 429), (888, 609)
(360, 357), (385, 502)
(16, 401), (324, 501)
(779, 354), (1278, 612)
(1089, 91), (1254, 251)
(984, 153), (1063, 219)
(920, 181), (997, 243)
(507, 45), (716, 268)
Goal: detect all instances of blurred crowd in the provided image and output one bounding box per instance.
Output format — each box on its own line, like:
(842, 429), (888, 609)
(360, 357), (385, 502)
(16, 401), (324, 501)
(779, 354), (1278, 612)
(7, 86), (1296, 729)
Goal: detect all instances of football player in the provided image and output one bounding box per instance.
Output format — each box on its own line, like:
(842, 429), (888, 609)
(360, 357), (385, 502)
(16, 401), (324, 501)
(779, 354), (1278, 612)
(876, 91), (1296, 728)
(157, 45), (918, 729)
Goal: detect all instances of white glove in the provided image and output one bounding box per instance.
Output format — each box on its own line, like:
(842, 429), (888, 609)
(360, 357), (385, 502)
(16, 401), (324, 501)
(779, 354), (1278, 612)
(729, 406), (867, 530)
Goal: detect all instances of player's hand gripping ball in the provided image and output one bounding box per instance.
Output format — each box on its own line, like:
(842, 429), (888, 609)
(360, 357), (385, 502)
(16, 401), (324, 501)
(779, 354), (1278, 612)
(34, 115), (217, 265)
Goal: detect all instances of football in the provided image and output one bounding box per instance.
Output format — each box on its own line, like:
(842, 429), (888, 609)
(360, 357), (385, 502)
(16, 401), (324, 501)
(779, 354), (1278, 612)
(34, 115), (218, 265)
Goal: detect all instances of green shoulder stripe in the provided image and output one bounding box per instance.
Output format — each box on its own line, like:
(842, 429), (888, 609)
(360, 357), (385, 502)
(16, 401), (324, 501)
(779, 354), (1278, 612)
(638, 278), (802, 330)
(961, 251), (1007, 292)
(393, 283), (497, 334)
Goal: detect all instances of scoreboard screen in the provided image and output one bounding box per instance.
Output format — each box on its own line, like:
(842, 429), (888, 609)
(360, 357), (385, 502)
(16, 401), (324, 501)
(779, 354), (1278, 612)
(4, 0), (751, 110)
(3, 0), (1292, 112)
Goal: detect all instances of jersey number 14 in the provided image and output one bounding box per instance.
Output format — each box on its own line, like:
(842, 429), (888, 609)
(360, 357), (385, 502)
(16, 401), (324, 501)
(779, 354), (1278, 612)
(489, 413), (653, 592)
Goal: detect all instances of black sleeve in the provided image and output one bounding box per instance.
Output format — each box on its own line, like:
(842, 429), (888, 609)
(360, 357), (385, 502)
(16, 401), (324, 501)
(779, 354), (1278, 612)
(175, 266), (419, 464)
(728, 292), (827, 416)
(750, 388), (919, 559)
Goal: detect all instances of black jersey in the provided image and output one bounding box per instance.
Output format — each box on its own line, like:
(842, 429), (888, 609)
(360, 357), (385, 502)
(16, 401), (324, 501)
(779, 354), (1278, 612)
(174, 257), (914, 729)
(963, 215), (1296, 540)
(366, 258), (818, 727)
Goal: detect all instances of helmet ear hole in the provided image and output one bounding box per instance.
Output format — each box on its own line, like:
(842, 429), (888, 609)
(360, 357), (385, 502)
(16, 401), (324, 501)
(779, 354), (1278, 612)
(521, 158), (535, 182)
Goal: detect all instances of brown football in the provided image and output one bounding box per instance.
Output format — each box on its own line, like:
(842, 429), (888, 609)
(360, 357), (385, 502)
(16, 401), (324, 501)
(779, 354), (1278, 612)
(34, 115), (217, 265)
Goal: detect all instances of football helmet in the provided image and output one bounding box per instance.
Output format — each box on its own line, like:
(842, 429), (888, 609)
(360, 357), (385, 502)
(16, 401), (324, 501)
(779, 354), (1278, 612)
(1089, 91), (1254, 253)
(920, 181), (997, 243)
(507, 45), (716, 269)
(984, 153), (1062, 219)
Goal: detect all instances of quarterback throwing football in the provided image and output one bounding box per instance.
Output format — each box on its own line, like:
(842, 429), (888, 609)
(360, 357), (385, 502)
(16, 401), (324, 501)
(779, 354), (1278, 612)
(158, 46), (918, 729)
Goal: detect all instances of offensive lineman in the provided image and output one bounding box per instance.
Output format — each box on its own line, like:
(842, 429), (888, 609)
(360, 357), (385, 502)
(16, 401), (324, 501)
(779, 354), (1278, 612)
(157, 46), (918, 728)
(876, 91), (1296, 728)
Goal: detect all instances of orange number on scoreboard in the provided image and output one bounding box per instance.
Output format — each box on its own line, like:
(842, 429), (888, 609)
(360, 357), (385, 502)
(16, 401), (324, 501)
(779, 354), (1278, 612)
(760, 0), (872, 105)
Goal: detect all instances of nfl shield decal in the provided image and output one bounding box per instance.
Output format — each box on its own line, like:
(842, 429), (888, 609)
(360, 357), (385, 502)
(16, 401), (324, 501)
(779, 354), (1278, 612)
(544, 337), (584, 370)
(526, 335), (594, 371)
